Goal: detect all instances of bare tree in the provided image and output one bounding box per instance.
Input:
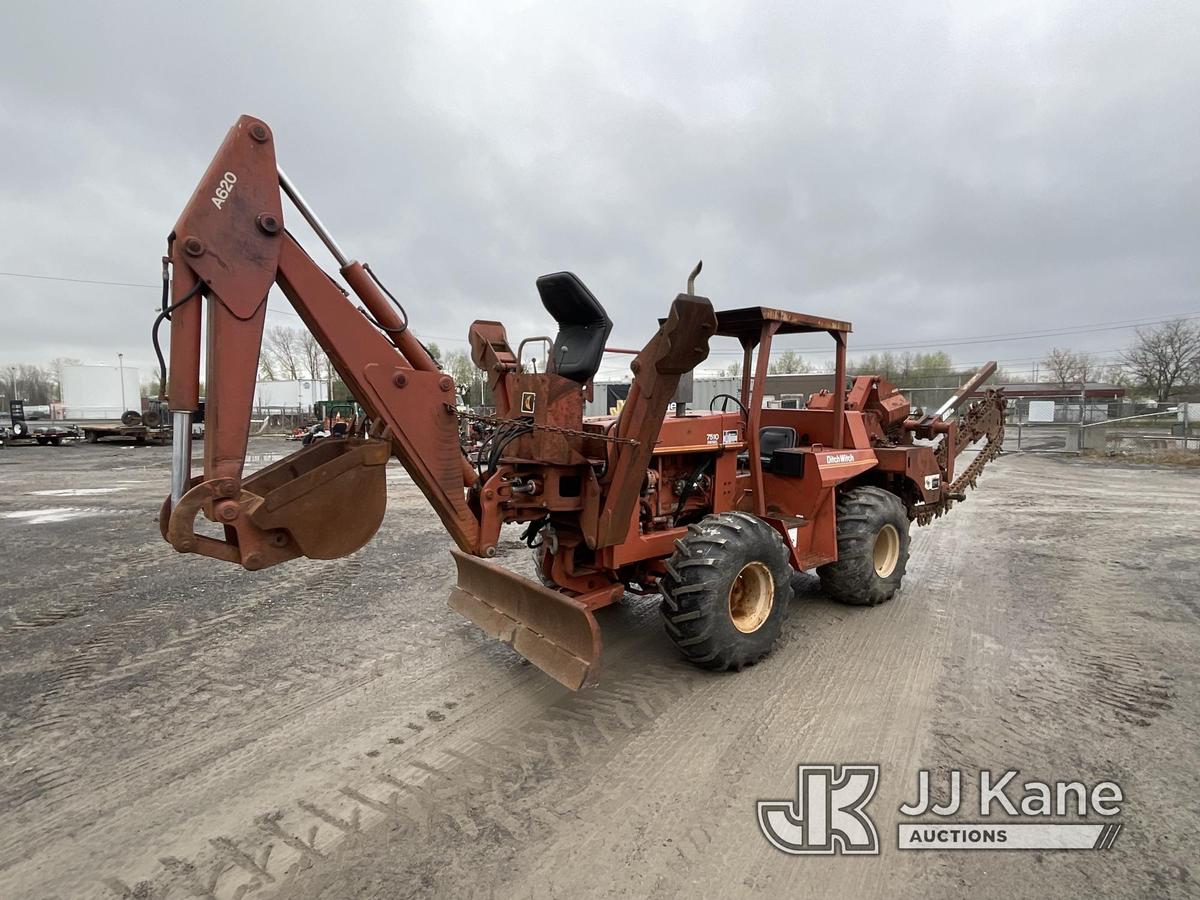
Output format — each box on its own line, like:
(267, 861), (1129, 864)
(299, 330), (328, 381)
(1046, 348), (1094, 388)
(0, 363), (15, 402)
(722, 360), (741, 378)
(1121, 319), (1200, 402)
(3, 364), (55, 405)
(263, 326), (303, 380)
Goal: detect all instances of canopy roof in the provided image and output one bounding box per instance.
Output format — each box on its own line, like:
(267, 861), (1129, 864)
(659, 306), (852, 340)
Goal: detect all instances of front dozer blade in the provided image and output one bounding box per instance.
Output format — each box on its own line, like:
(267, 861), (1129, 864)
(448, 549), (602, 690)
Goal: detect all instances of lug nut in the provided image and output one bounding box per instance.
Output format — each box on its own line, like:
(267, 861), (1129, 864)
(249, 123), (269, 143)
(438, 376), (453, 392)
(256, 213), (281, 235)
(183, 237), (204, 257)
(393, 372), (407, 388)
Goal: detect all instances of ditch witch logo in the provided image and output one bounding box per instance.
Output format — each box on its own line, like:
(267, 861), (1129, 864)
(757, 766), (1124, 854)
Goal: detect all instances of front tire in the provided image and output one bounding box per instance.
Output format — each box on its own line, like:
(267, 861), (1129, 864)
(818, 486), (910, 606)
(659, 512), (793, 672)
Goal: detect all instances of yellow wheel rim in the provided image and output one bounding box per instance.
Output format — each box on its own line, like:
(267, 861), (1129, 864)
(728, 561), (775, 633)
(873, 524), (900, 578)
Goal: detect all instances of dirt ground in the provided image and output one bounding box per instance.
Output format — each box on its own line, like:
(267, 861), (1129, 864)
(0, 438), (1197, 899)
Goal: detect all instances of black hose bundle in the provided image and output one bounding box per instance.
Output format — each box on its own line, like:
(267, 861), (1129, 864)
(152, 277), (205, 397)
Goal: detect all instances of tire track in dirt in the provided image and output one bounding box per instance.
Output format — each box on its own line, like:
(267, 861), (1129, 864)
(4, 449), (1198, 899)
(149, 513), (969, 900)
(919, 457), (1200, 898)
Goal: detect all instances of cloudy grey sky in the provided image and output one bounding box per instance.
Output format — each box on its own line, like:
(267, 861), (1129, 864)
(1, 0), (1197, 385)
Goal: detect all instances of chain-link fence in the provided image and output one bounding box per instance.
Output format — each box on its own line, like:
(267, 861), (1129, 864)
(1001, 395), (1198, 456)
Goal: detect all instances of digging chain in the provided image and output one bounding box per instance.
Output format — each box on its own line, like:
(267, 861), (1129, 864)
(918, 390), (1007, 525)
(450, 406), (640, 446)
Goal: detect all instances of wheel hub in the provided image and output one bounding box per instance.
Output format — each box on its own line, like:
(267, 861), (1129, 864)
(728, 561), (774, 633)
(873, 524), (900, 578)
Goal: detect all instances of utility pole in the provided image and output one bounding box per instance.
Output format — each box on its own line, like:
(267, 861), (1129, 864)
(118, 353), (127, 411)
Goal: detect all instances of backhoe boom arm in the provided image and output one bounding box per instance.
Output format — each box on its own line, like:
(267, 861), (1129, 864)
(161, 116), (480, 567)
(158, 115), (714, 580)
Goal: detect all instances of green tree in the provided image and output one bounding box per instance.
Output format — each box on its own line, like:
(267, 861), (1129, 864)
(443, 349), (481, 405)
(769, 350), (809, 374)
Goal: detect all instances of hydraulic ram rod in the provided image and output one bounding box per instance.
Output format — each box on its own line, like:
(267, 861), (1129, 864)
(170, 411), (192, 506)
(934, 361), (998, 419)
(277, 165), (349, 266)
(277, 165), (440, 375)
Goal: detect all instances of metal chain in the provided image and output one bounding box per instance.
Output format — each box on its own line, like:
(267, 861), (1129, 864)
(948, 426), (1004, 495)
(450, 406), (639, 446)
(918, 391), (1007, 525)
(950, 392), (1006, 491)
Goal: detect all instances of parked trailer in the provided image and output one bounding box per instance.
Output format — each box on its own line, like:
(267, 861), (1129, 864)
(1, 425), (81, 447)
(81, 422), (172, 445)
(1, 400), (81, 447)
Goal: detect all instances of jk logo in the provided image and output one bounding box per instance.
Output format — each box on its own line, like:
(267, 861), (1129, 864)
(757, 764), (880, 855)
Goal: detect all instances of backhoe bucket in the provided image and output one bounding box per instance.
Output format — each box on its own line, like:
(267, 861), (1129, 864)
(244, 438), (391, 559)
(161, 437), (392, 570)
(448, 549), (602, 690)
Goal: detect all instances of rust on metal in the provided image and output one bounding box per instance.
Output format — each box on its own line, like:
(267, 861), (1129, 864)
(664, 306), (852, 341)
(157, 115), (1008, 691)
(448, 549), (602, 690)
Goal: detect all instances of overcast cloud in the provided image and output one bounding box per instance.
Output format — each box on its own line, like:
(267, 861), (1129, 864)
(1, 0), (1197, 383)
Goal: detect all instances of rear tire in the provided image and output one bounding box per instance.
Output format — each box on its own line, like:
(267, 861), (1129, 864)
(818, 486), (910, 606)
(659, 512), (793, 672)
(530, 543), (557, 588)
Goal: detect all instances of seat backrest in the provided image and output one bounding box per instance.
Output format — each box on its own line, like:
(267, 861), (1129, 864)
(535, 272), (613, 384)
(759, 426), (796, 463)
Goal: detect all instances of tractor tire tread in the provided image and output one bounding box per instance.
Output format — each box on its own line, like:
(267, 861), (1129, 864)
(658, 512), (793, 672)
(817, 486), (911, 607)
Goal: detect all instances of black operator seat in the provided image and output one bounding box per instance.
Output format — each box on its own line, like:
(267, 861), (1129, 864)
(758, 426), (796, 471)
(736, 426), (797, 472)
(535, 272), (613, 384)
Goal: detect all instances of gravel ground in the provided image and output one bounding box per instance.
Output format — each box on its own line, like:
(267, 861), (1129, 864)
(0, 438), (1197, 899)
